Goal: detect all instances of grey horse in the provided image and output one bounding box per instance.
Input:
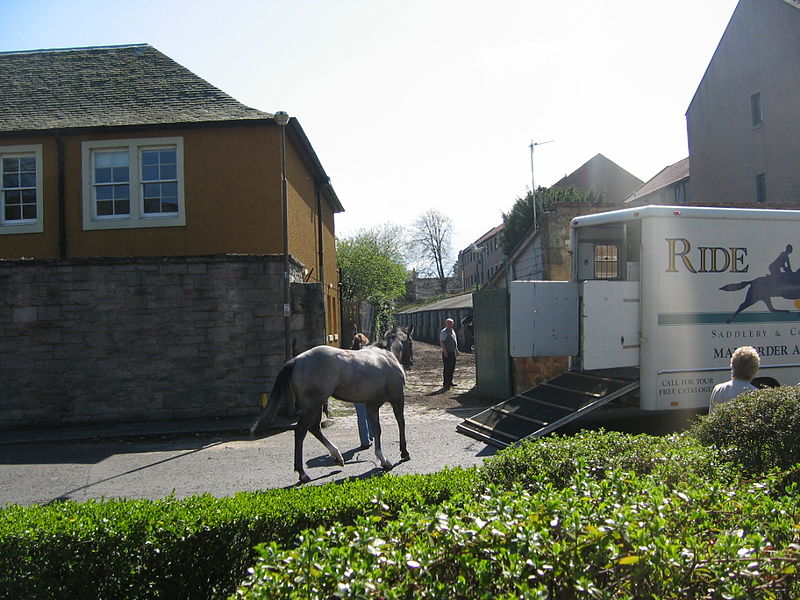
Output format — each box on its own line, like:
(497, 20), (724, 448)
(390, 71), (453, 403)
(250, 326), (413, 484)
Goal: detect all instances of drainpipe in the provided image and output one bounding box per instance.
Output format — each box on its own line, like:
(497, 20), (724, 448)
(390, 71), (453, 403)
(56, 134), (67, 258)
(274, 111), (292, 361)
(316, 183), (325, 285)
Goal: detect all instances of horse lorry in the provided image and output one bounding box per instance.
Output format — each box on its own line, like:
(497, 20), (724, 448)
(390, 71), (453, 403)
(458, 205), (800, 447)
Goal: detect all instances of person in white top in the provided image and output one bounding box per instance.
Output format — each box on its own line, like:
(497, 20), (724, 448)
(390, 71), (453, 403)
(708, 345), (760, 414)
(439, 318), (459, 389)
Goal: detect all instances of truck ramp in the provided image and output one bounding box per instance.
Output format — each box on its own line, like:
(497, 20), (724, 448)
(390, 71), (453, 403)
(457, 371), (639, 448)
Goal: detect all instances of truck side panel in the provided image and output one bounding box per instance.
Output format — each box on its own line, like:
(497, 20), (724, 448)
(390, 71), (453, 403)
(640, 214), (800, 410)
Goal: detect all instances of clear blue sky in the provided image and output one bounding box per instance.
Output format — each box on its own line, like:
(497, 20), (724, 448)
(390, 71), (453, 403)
(1, 0), (739, 258)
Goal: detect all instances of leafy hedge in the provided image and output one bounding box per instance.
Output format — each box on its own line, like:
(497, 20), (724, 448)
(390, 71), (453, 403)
(0, 468), (476, 600)
(237, 463), (800, 599)
(690, 385), (800, 482)
(479, 429), (733, 491)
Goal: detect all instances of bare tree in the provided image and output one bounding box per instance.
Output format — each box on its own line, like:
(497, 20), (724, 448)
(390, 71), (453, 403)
(410, 208), (454, 293)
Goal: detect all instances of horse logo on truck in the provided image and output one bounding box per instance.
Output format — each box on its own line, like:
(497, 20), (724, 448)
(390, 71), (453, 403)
(721, 244), (800, 322)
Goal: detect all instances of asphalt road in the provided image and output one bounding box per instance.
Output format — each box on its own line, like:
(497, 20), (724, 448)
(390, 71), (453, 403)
(1, 404), (497, 507)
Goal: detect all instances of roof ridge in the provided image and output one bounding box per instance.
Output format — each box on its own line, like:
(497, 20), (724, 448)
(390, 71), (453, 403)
(0, 43), (149, 56)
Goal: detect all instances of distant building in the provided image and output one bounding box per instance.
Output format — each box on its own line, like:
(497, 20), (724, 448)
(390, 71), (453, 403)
(687, 0), (800, 206)
(458, 223), (504, 291)
(551, 153), (643, 203)
(625, 157), (690, 205)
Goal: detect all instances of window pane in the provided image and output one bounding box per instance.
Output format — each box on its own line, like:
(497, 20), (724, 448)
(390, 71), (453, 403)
(20, 173), (36, 187)
(141, 150), (159, 166)
(113, 184), (130, 200)
(5, 190), (21, 205)
(141, 165), (159, 181)
(162, 181), (178, 197)
(3, 157), (19, 172)
(143, 198), (159, 213)
(756, 173), (767, 203)
(96, 186), (113, 200)
(111, 152), (128, 167)
(5, 205), (21, 221)
(751, 93), (762, 127)
(22, 204), (37, 219)
(115, 199), (130, 214)
(22, 189), (36, 203)
(160, 164), (177, 180)
(94, 152), (113, 168)
(96, 200), (113, 216)
(3, 174), (19, 188)
(143, 182), (159, 197)
(20, 157), (36, 172)
(95, 168), (112, 184)
(162, 200), (178, 213)
(112, 166), (129, 183)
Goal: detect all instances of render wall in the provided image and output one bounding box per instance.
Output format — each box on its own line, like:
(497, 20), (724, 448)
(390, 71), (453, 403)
(687, 0), (800, 206)
(0, 254), (325, 430)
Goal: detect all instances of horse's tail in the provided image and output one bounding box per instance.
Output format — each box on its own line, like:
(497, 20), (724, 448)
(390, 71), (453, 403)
(720, 280), (753, 292)
(250, 360), (295, 437)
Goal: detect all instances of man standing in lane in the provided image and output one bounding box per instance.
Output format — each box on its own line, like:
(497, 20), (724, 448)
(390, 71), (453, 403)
(439, 318), (459, 389)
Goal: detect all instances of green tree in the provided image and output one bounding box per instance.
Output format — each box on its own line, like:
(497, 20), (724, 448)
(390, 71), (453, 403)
(337, 225), (409, 334)
(502, 185), (605, 253)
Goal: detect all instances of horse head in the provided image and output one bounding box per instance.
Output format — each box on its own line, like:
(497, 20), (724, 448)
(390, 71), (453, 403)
(351, 333), (370, 350)
(383, 325), (414, 368)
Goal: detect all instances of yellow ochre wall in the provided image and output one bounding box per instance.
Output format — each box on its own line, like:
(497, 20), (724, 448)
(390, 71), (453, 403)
(0, 122), (341, 341)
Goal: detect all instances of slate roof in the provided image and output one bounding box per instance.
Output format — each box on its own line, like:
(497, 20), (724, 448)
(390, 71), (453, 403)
(0, 44), (271, 133)
(624, 157), (690, 203)
(475, 223), (504, 246)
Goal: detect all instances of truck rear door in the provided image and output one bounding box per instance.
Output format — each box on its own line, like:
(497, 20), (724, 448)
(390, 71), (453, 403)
(581, 280), (640, 369)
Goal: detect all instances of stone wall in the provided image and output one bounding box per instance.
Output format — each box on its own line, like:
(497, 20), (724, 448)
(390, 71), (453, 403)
(0, 255), (326, 430)
(404, 273), (461, 302)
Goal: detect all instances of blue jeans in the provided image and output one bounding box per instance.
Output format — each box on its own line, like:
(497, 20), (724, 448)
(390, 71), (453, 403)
(354, 402), (372, 447)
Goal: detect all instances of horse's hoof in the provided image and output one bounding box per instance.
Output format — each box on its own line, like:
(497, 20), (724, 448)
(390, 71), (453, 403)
(298, 473), (311, 485)
(400, 452), (411, 462)
(380, 460), (393, 471)
(335, 456), (345, 467)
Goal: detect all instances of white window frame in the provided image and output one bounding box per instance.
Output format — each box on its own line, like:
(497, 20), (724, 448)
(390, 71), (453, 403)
(82, 137), (185, 230)
(0, 144), (44, 235)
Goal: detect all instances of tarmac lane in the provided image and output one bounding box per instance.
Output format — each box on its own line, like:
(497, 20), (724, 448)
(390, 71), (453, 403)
(0, 404), (496, 507)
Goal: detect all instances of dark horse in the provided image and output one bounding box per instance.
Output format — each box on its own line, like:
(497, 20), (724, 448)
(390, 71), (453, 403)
(250, 325), (414, 484)
(721, 271), (800, 323)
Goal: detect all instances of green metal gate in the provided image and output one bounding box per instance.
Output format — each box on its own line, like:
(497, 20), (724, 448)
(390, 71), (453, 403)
(473, 288), (512, 401)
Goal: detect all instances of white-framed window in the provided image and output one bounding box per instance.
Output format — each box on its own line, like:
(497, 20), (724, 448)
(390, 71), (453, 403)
(0, 144), (44, 235)
(82, 137), (185, 230)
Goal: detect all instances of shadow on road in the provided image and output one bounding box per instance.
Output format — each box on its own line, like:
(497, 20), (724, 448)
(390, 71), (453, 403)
(46, 441), (227, 505)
